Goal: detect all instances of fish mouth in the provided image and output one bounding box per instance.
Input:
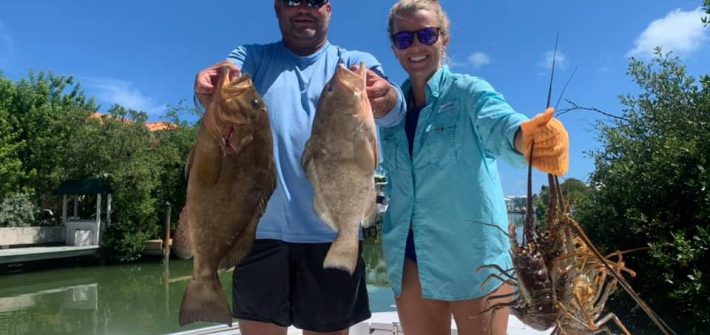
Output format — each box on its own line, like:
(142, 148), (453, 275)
(333, 64), (365, 94)
(204, 70), (258, 156)
(220, 125), (237, 156)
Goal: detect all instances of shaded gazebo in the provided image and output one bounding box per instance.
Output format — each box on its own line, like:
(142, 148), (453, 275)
(55, 178), (113, 246)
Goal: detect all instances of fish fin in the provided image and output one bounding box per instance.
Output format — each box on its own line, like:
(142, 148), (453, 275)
(192, 139), (223, 187)
(324, 235), (359, 274)
(353, 135), (377, 172)
(359, 63), (378, 168)
(367, 130), (380, 170)
(301, 138), (315, 181)
(309, 164), (338, 231)
(313, 187), (338, 231)
(370, 131), (379, 170)
(179, 277), (232, 326)
(184, 147), (195, 180)
(219, 161), (277, 270)
(361, 186), (377, 228)
(302, 142), (338, 232)
(172, 205), (193, 259)
(217, 199), (262, 270)
(218, 220), (258, 271)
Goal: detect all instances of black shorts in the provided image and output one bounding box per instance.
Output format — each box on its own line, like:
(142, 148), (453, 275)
(232, 239), (371, 332)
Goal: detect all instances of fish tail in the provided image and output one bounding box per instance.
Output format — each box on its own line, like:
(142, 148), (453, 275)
(179, 277), (232, 326)
(323, 237), (359, 275)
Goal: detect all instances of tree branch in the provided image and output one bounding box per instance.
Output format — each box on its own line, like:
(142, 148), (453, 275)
(557, 99), (630, 122)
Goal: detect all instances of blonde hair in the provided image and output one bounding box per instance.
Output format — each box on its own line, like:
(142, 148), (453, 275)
(387, 0), (450, 36)
(387, 0), (450, 64)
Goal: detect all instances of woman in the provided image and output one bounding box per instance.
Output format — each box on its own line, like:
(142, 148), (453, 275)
(379, 1), (569, 334)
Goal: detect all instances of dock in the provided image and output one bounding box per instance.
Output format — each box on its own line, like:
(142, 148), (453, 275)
(0, 245), (100, 265)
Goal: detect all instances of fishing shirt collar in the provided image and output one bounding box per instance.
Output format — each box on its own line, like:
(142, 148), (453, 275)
(280, 39), (331, 65)
(401, 65), (451, 103)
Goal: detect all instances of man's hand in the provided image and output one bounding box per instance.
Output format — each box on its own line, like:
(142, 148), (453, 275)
(195, 61), (240, 106)
(515, 107), (570, 176)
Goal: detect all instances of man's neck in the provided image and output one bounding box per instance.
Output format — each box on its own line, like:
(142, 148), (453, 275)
(284, 38), (328, 56)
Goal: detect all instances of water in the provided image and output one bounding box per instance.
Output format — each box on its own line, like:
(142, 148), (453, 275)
(0, 237), (395, 335)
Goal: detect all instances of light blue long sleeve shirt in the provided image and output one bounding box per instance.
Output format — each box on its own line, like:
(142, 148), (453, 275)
(380, 66), (528, 300)
(196, 41), (405, 243)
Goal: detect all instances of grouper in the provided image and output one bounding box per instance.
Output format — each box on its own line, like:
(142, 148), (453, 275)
(179, 67), (276, 326)
(301, 63), (378, 274)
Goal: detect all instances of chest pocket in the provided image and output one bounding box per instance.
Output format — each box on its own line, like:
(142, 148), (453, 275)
(423, 104), (458, 166)
(380, 129), (402, 172)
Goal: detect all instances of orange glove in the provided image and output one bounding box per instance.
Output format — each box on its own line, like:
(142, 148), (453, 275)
(519, 107), (569, 176)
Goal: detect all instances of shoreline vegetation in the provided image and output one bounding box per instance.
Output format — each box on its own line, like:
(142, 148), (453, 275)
(1, 51), (709, 332)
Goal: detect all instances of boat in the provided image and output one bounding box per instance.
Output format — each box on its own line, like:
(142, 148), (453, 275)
(166, 312), (552, 335)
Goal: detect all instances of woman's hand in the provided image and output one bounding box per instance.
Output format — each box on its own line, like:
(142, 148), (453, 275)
(515, 107), (569, 176)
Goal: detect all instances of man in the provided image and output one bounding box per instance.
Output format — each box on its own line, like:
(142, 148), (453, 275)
(193, 1), (405, 334)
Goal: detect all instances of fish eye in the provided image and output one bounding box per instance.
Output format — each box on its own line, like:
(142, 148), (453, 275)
(251, 99), (260, 109)
(326, 85), (334, 93)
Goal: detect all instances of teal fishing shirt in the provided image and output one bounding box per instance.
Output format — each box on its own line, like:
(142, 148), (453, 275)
(380, 66), (529, 300)
(195, 41), (406, 243)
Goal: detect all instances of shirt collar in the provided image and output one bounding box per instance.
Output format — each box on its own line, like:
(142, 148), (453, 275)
(280, 40), (331, 64)
(402, 65), (451, 101)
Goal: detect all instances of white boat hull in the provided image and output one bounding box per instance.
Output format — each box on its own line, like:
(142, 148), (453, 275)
(167, 312), (552, 335)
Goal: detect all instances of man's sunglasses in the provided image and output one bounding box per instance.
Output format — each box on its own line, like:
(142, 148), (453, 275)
(282, 0), (329, 8)
(390, 27), (441, 50)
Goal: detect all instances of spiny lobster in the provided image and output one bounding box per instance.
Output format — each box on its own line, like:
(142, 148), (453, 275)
(480, 35), (677, 335)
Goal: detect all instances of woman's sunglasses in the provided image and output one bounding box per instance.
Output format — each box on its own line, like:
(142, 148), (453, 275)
(390, 27), (441, 50)
(282, 0), (329, 8)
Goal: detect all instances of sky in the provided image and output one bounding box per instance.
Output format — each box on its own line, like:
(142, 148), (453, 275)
(0, 0), (708, 195)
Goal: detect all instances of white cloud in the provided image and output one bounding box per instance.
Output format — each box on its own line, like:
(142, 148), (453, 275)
(627, 7), (708, 58)
(538, 50), (568, 71)
(0, 21), (14, 66)
(444, 54), (467, 69)
(468, 52), (491, 69)
(82, 77), (167, 117)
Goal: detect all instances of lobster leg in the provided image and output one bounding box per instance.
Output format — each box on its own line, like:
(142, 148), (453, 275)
(481, 274), (516, 288)
(564, 217), (677, 335)
(477, 264), (515, 275)
(479, 300), (519, 315)
(557, 301), (594, 333)
(486, 291), (519, 303)
(594, 312), (632, 335)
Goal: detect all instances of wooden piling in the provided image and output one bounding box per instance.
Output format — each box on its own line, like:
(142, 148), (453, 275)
(163, 201), (171, 265)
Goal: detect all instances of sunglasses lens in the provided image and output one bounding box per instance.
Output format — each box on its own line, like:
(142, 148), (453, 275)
(418, 28), (439, 45)
(284, 0), (300, 7)
(392, 32), (414, 49)
(307, 0), (328, 7)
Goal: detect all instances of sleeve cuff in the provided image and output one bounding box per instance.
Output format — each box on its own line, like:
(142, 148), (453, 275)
(374, 83), (406, 128)
(193, 94), (206, 114)
(502, 121), (527, 168)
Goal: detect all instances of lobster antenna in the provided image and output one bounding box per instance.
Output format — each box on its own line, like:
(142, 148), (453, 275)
(545, 32), (559, 108)
(554, 66), (578, 110)
(524, 143), (534, 244)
